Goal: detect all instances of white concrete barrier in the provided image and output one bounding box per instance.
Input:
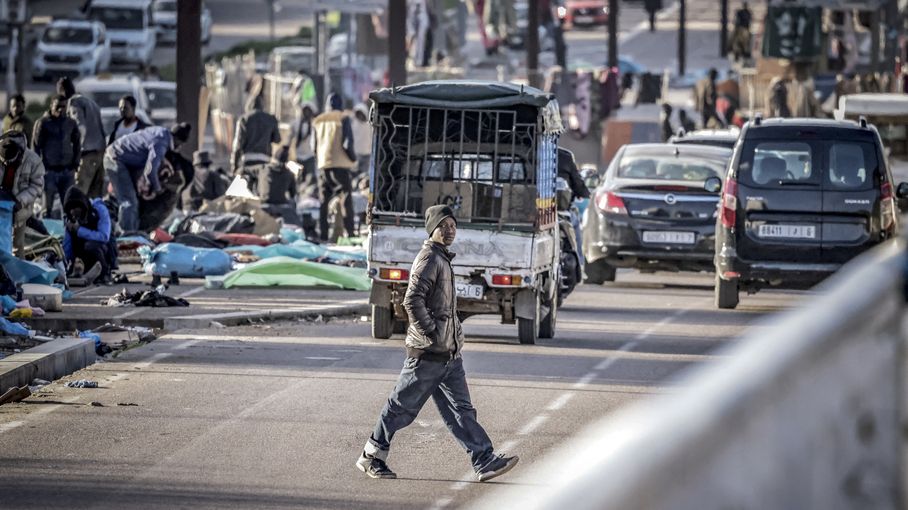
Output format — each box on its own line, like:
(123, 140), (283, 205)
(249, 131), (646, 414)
(474, 239), (907, 510)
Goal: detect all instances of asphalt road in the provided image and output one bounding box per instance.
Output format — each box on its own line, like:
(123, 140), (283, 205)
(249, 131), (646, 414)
(0, 270), (799, 509)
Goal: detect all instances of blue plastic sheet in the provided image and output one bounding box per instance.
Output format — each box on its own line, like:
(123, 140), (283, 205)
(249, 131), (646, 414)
(0, 251), (59, 285)
(0, 295), (15, 314)
(0, 317), (29, 336)
(79, 331), (102, 347)
(42, 219), (65, 239)
(139, 243), (233, 277)
(0, 200), (13, 255)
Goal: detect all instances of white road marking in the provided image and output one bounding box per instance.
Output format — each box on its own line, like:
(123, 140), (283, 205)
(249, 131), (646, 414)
(594, 341), (640, 371)
(546, 392), (575, 411)
(133, 352), (171, 369)
(571, 372), (597, 388)
(173, 340), (199, 350)
(304, 356), (342, 361)
(517, 415), (549, 436)
(0, 421), (24, 434)
(0, 396), (80, 434)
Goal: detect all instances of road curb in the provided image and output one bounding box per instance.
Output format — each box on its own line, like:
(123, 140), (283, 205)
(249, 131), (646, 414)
(0, 338), (96, 392)
(163, 301), (371, 330)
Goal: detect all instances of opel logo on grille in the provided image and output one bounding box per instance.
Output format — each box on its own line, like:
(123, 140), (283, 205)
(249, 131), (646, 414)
(664, 194), (677, 205)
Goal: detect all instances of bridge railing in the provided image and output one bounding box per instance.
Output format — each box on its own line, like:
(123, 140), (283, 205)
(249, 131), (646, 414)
(475, 238), (907, 510)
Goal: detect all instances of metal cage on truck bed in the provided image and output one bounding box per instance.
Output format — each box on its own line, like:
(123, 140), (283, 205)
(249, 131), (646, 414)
(368, 81), (563, 229)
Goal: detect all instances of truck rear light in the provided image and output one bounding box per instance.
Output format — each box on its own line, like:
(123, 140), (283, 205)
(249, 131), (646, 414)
(379, 268), (409, 281)
(595, 190), (628, 215)
(720, 178), (738, 229)
(492, 274), (522, 286)
(723, 271), (740, 279)
(881, 181), (896, 233)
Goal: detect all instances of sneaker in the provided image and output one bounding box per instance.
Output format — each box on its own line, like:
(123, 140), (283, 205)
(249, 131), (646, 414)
(476, 453), (519, 482)
(356, 452), (397, 479)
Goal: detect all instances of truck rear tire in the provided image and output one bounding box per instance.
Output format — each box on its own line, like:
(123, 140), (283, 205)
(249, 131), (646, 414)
(372, 305), (393, 339)
(715, 276), (739, 310)
(539, 296), (557, 339)
(518, 292), (540, 345)
(585, 259), (616, 284)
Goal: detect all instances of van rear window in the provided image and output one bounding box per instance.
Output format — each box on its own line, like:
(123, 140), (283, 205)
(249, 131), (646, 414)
(738, 139), (878, 190)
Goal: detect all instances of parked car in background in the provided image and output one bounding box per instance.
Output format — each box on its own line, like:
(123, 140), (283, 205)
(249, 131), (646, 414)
(583, 143), (732, 283)
(87, 0), (157, 68)
(268, 46), (316, 76)
(714, 117), (907, 309)
(152, 0), (212, 45)
(142, 80), (176, 127)
(670, 128), (740, 150)
(32, 19), (111, 81)
(76, 74), (152, 134)
(558, 0), (609, 29)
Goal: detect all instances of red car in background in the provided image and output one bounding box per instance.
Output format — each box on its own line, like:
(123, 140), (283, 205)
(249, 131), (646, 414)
(558, 0), (609, 29)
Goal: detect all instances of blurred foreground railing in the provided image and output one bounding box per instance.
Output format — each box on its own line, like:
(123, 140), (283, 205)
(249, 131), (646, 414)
(475, 238), (907, 510)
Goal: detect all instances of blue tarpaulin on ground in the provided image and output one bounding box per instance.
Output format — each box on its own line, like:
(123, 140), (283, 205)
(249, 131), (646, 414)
(0, 251), (58, 285)
(140, 243), (233, 277)
(0, 200), (13, 255)
(225, 240), (365, 264)
(43, 219), (64, 239)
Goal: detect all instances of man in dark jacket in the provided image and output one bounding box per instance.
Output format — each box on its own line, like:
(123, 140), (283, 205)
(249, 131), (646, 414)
(62, 186), (115, 285)
(58, 77), (106, 198)
(104, 123), (191, 232)
(3, 95), (33, 146)
(32, 95), (81, 218)
(185, 150), (229, 211)
(231, 92), (281, 191)
(108, 95), (149, 145)
(644, 0), (662, 32)
(357, 205), (519, 482)
(312, 93), (356, 241)
(258, 145), (299, 224)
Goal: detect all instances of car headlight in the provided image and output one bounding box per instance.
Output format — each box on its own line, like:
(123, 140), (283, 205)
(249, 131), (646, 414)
(557, 6), (567, 18)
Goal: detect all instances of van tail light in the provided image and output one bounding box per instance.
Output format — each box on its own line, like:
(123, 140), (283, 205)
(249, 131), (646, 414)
(720, 178), (738, 229)
(595, 190), (628, 215)
(881, 181), (896, 233)
(379, 268), (409, 281)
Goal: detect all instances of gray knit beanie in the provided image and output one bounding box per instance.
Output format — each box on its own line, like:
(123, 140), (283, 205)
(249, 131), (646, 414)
(424, 205), (456, 235)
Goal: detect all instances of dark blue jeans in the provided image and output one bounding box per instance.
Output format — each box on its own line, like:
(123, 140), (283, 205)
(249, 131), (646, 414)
(44, 169), (75, 219)
(366, 356), (495, 472)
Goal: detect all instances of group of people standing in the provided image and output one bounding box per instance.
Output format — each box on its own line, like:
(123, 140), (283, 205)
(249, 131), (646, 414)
(0, 77), (192, 286)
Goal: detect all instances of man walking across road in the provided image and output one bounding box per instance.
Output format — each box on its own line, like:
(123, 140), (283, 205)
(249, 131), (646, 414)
(357, 205), (519, 482)
(3, 95), (33, 146)
(312, 93), (356, 241)
(57, 77), (106, 199)
(32, 95), (81, 219)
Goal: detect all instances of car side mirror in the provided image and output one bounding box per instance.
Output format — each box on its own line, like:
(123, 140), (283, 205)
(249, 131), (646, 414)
(704, 176), (722, 194)
(896, 182), (908, 199)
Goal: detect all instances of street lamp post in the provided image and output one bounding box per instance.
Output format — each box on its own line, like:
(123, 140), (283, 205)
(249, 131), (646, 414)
(176, 0), (202, 155)
(678, 0), (686, 77)
(388, 0), (407, 86)
(607, 0), (618, 68)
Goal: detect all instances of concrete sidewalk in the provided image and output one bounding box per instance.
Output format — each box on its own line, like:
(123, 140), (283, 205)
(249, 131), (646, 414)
(21, 279), (369, 332)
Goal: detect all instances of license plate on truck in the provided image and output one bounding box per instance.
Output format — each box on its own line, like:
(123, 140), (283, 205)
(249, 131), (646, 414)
(456, 283), (484, 300)
(642, 231), (696, 244)
(758, 224), (816, 239)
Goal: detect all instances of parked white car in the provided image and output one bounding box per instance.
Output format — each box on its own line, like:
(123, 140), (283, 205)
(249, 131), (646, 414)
(152, 0), (212, 45)
(32, 19), (111, 80)
(87, 0), (157, 68)
(75, 74), (152, 135)
(268, 46), (316, 76)
(142, 80), (176, 127)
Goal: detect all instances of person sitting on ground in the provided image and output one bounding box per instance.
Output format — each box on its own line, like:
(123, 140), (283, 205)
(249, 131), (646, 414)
(258, 145), (299, 225)
(104, 122), (191, 232)
(32, 95), (81, 219)
(0, 131), (45, 254)
(63, 186), (115, 286)
(108, 95), (148, 145)
(2, 94), (33, 146)
(185, 150), (230, 212)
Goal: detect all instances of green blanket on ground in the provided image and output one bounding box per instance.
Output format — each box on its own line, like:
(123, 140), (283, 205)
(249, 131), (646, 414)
(212, 256), (371, 290)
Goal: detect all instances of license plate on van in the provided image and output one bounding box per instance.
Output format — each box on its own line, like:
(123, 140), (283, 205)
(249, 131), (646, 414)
(456, 283), (484, 300)
(757, 224), (816, 239)
(642, 231), (696, 244)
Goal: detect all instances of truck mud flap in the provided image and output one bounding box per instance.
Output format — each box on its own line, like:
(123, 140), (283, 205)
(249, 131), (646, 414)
(370, 283), (391, 306)
(515, 288), (537, 320)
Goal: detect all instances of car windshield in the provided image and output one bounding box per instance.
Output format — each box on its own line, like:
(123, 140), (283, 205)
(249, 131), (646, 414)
(145, 86), (176, 110)
(154, 1), (177, 12)
(43, 26), (93, 45)
(89, 7), (144, 30)
(616, 153), (725, 181)
(85, 89), (130, 109)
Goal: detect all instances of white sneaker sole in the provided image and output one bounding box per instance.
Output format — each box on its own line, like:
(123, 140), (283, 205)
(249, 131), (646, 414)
(355, 458), (396, 479)
(477, 456), (519, 482)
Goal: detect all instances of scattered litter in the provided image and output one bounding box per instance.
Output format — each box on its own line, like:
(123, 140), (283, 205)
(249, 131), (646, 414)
(88, 401), (104, 407)
(0, 385), (30, 405)
(0, 251), (59, 285)
(65, 380), (98, 388)
(103, 287), (189, 308)
(210, 321), (226, 328)
(31, 379), (50, 386)
(117, 402), (138, 407)
(8, 308), (32, 319)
